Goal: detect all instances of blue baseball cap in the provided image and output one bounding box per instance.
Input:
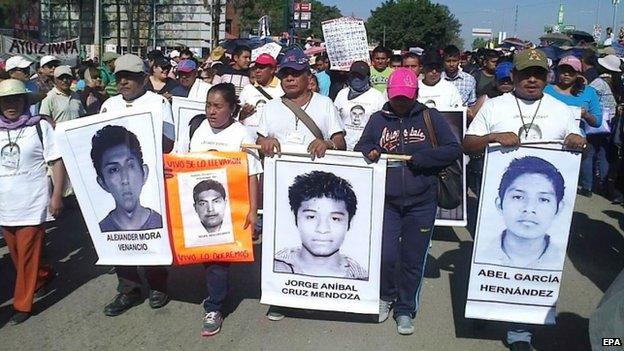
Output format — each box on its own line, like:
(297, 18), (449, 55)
(278, 48), (310, 73)
(495, 61), (513, 81)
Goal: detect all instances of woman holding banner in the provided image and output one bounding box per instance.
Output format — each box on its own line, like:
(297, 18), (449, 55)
(355, 68), (462, 335)
(181, 83), (262, 337)
(0, 79), (65, 324)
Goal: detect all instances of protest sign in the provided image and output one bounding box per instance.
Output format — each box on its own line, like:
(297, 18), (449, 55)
(465, 143), (581, 324)
(2, 35), (79, 63)
(251, 42), (282, 62)
(435, 109), (467, 227)
(171, 96), (205, 153)
(261, 153), (386, 314)
(164, 152), (254, 265)
(321, 17), (371, 71)
(55, 107), (172, 265)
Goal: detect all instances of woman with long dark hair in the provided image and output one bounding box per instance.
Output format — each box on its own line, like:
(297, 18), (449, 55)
(544, 55), (602, 197)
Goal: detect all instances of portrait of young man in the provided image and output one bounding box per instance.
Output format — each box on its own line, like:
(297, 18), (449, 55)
(90, 125), (163, 232)
(192, 179), (229, 234)
(482, 156), (567, 269)
(273, 171), (368, 280)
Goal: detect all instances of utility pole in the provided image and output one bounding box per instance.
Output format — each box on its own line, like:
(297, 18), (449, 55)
(613, 0), (620, 32)
(513, 5), (518, 37)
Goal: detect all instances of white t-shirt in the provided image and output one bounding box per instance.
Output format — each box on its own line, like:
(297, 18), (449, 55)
(187, 120), (262, 176)
(334, 87), (386, 150)
(417, 79), (462, 109)
(238, 80), (284, 136)
(187, 79), (212, 102)
(0, 121), (60, 226)
(466, 92), (582, 140)
(100, 90), (175, 141)
(257, 92), (345, 152)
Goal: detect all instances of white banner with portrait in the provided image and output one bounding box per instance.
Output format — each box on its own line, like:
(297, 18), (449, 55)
(171, 96), (205, 153)
(435, 109), (468, 227)
(261, 153), (386, 314)
(55, 107), (172, 265)
(321, 17), (371, 71)
(465, 143), (581, 324)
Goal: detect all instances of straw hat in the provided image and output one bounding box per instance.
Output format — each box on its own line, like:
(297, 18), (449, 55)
(598, 54), (622, 73)
(0, 79), (44, 104)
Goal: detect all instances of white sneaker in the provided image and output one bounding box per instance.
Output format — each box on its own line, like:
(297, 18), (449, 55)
(378, 299), (392, 322)
(267, 306), (285, 321)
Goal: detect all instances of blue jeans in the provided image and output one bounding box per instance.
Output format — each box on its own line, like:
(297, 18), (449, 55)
(580, 134), (611, 190)
(380, 195), (437, 318)
(202, 263), (230, 313)
(507, 327), (532, 344)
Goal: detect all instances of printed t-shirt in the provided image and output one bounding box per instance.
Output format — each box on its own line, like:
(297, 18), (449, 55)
(370, 66), (393, 93)
(257, 92), (345, 153)
(0, 120), (61, 226)
(334, 87), (386, 150)
(40, 87), (86, 122)
(186, 79), (212, 102)
(417, 78), (463, 109)
(238, 77), (284, 136)
(188, 120), (262, 176)
(466, 92), (582, 141)
(100, 90), (175, 142)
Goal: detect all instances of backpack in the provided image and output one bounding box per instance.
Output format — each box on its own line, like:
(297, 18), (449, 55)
(188, 114), (206, 140)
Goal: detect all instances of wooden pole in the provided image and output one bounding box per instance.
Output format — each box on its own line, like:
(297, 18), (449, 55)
(240, 144), (412, 161)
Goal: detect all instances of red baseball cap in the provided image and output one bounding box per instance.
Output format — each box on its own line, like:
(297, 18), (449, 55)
(255, 53), (277, 67)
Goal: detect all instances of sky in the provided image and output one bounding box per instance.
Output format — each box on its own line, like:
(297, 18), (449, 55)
(322, 0), (624, 48)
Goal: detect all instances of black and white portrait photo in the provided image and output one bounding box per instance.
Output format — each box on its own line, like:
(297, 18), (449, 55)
(55, 109), (172, 265)
(273, 171), (368, 280)
(473, 145), (581, 271)
(91, 125), (163, 232)
(349, 105), (365, 127)
(178, 169), (234, 248)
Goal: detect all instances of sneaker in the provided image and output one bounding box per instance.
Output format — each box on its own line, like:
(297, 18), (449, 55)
(378, 299), (392, 322)
(396, 315), (414, 335)
(201, 311), (223, 337)
(9, 311), (30, 325)
(266, 306), (285, 321)
(509, 341), (532, 351)
(578, 188), (593, 198)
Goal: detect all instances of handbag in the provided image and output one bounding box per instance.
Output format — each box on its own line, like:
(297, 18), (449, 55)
(422, 109), (462, 209)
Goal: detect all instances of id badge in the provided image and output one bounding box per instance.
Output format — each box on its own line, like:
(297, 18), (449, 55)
(1, 143), (20, 169)
(286, 131), (305, 145)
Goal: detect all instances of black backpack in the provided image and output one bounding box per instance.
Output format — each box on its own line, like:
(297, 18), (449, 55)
(188, 114), (206, 140)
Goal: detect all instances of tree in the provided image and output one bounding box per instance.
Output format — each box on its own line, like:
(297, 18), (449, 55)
(366, 0), (461, 50)
(472, 37), (488, 50)
(232, 0), (342, 40)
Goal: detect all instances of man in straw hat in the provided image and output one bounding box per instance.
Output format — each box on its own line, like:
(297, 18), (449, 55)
(0, 79), (65, 325)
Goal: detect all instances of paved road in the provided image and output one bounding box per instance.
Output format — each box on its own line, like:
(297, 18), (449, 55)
(0, 193), (622, 351)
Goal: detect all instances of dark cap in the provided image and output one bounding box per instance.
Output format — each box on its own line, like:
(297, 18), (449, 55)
(278, 48), (310, 73)
(349, 61), (370, 76)
(153, 56), (170, 68)
(513, 49), (548, 71)
(421, 50), (443, 68)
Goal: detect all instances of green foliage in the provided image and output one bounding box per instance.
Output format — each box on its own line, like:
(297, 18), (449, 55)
(472, 37), (489, 50)
(233, 0), (342, 39)
(366, 0), (461, 50)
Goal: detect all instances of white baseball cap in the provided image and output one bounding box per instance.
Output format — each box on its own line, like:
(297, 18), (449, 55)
(169, 50), (180, 58)
(5, 56), (33, 71)
(40, 55), (60, 67)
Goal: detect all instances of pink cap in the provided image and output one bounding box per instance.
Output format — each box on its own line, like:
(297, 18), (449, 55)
(558, 55), (582, 73)
(387, 68), (418, 99)
(255, 53), (277, 67)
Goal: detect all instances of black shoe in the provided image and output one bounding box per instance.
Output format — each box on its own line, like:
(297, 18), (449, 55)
(9, 311), (31, 325)
(578, 188), (593, 198)
(612, 196), (623, 204)
(148, 290), (170, 309)
(104, 291), (142, 316)
(509, 341), (532, 351)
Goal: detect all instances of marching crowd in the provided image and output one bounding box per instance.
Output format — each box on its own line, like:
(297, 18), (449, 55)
(0, 37), (622, 351)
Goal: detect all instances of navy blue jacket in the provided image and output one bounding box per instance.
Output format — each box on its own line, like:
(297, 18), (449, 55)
(354, 101), (462, 205)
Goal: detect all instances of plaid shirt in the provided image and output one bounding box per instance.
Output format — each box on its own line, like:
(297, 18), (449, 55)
(442, 70), (477, 106)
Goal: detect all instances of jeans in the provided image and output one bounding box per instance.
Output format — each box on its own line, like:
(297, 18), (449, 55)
(588, 134), (610, 189)
(380, 194), (437, 318)
(507, 327), (532, 344)
(202, 263), (230, 313)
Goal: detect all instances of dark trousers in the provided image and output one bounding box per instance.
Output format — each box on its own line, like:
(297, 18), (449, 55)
(116, 266), (168, 294)
(202, 263), (230, 313)
(380, 196), (437, 318)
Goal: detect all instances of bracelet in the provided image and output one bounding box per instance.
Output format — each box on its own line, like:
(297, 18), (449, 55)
(326, 140), (336, 149)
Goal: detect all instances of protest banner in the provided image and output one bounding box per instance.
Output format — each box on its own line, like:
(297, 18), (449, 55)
(164, 152), (254, 265)
(55, 107), (172, 265)
(251, 42), (282, 62)
(2, 35), (79, 63)
(321, 17), (371, 71)
(261, 153), (386, 314)
(465, 143), (581, 324)
(435, 109), (467, 227)
(171, 96), (205, 153)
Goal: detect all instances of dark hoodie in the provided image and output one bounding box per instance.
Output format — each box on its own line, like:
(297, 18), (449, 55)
(354, 101), (462, 206)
